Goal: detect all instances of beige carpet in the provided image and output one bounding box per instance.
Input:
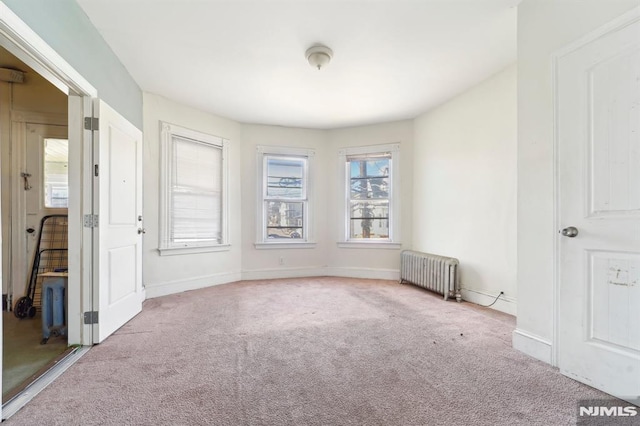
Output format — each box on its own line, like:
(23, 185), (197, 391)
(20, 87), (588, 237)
(5, 277), (615, 425)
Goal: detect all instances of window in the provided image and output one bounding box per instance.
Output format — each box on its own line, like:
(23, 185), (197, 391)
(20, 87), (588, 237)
(43, 138), (69, 208)
(338, 143), (401, 248)
(159, 122), (229, 254)
(256, 146), (315, 248)
(348, 153), (390, 239)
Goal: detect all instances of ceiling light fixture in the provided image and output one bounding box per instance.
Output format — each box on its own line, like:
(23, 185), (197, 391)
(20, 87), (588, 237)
(305, 45), (333, 70)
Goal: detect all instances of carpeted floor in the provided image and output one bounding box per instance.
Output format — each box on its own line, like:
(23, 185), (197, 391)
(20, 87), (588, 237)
(5, 277), (616, 425)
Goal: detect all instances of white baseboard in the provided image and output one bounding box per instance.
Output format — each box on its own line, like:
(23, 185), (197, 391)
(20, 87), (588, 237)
(325, 267), (399, 281)
(512, 328), (553, 365)
(242, 266), (400, 282)
(145, 267), (399, 297)
(241, 266), (327, 281)
(144, 271), (242, 299)
(461, 288), (517, 316)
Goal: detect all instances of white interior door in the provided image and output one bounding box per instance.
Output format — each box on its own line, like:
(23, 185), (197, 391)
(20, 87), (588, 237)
(92, 99), (143, 343)
(19, 124), (68, 300)
(557, 16), (640, 404)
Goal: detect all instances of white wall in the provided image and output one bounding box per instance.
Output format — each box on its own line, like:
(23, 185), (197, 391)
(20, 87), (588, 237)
(516, 0), (640, 363)
(240, 121), (414, 281)
(240, 124), (329, 279)
(142, 96), (414, 289)
(4, 0), (143, 128)
(327, 121), (414, 279)
(142, 93), (242, 297)
(413, 64), (517, 314)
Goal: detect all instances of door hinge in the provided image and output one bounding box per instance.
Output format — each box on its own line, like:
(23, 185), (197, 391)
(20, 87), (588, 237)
(84, 311), (99, 324)
(84, 117), (99, 131)
(83, 214), (99, 228)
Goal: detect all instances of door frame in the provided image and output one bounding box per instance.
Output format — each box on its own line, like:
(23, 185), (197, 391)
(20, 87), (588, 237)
(552, 5), (640, 368)
(0, 1), (98, 350)
(10, 114), (67, 309)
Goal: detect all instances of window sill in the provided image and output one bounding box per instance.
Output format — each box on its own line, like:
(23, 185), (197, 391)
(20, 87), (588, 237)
(254, 241), (317, 250)
(337, 241), (402, 249)
(158, 244), (231, 256)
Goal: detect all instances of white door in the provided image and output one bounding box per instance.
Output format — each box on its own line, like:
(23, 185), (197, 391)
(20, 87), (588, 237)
(557, 16), (640, 404)
(18, 124), (69, 303)
(91, 99), (143, 343)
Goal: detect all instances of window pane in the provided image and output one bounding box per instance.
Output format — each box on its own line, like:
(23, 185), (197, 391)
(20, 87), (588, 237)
(44, 138), (69, 208)
(266, 201), (303, 239)
(266, 157), (305, 198)
(349, 158), (389, 200)
(349, 201), (389, 239)
(349, 158), (390, 179)
(350, 176), (389, 200)
(171, 136), (222, 243)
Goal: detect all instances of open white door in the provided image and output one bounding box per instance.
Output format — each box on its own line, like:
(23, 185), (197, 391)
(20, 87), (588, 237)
(91, 99), (143, 343)
(557, 13), (640, 404)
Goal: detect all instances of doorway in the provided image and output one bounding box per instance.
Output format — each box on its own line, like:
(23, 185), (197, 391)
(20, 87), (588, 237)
(0, 3), (145, 418)
(0, 46), (73, 402)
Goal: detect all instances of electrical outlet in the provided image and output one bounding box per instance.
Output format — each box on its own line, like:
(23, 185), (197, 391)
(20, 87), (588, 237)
(279, 257), (285, 265)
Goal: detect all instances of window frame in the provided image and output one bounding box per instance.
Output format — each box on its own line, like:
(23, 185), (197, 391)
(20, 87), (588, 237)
(255, 145), (316, 249)
(158, 122), (230, 255)
(337, 143), (402, 249)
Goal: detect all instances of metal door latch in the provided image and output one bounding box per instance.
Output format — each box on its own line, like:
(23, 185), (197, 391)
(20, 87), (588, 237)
(21, 172), (31, 190)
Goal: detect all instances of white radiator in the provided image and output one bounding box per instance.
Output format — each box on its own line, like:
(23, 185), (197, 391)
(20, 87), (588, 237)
(400, 250), (461, 302)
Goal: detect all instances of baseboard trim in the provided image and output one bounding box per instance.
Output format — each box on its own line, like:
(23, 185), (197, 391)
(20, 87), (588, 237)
(512, 328), (553, 365)
(325, 267), (399, 281)
(146, 267), (402, 297)
(461, 288), (516, 315)
(144, 271), (242, 299)
(241, 267), (327, 281)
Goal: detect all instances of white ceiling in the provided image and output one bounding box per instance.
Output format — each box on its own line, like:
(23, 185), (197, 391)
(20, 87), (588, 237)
(76, 0), (519, 129)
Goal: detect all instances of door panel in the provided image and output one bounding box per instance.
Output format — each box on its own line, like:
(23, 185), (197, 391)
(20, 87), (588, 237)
(93, 99), (143, 343)
(589, 48), (640, 216)
(589, 251), (640, 351)
(557, 17), (640, 404)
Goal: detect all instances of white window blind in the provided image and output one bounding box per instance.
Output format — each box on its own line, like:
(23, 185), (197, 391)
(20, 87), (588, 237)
(159, 122), (229, 254)
(171, 136), (222, 243)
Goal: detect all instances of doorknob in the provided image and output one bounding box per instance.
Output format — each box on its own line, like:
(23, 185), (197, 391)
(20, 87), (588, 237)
(560, 226), (579, 238)
(137, 228), (146, 235)
(26, 228), (35, 234)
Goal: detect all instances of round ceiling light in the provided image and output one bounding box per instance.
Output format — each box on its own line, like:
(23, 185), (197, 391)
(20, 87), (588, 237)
(305, 45), (333, 70)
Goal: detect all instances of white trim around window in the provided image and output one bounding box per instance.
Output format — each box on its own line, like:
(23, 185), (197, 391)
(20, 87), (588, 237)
(337, 143), (402, 249)
(255, 145), (316, 249)
(158, 122), (230, 255)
